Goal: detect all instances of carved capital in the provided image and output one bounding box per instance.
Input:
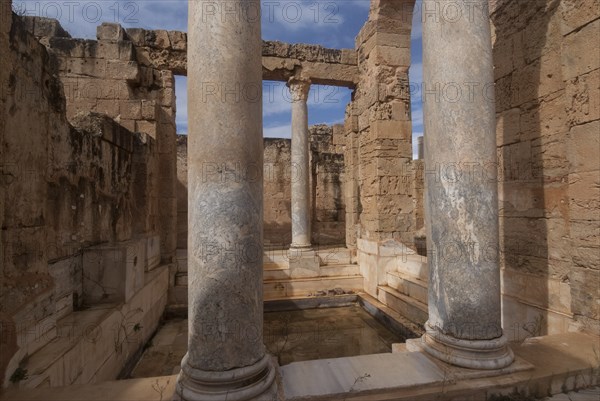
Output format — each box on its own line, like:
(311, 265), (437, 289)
(287, 77), (311, 102)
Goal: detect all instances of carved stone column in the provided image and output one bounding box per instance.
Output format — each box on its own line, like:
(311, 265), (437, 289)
(288, 78), (319, 275)
(177, 1), (276, 399)
(417, 0), (514, 369)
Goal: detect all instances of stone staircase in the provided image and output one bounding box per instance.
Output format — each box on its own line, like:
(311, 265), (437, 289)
(377, 254), (429, 326)
(171, 247), (363, 304)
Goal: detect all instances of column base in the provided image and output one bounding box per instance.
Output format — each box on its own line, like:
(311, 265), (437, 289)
(288, 246), (320, 278)
(412, 324), (514, 370)
(175, 354), (277, 401)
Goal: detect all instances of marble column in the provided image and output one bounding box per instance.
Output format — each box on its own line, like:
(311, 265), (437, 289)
(177, 1), (276, 400)
(287, 78), (320, 274)
(289, 78), (312, 250)
(419, 0), (514, 369)
(417, 136), (424, 160)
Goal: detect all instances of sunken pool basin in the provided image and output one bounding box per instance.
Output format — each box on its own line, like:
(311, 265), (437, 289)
(127, 295), (419, 378)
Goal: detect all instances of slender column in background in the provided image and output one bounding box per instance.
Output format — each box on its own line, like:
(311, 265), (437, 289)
(289, 77), (312, 250)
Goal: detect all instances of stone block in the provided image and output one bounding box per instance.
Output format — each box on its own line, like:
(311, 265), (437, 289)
(370, 120), (412, 141)
(135, 120), (156, 138)
(82, 240), (146, 304)
(146, 234), (161, 271)
(119, 41), (135, 60)
(106, 60), (139, 82)
(96, 99), (120, 116)
(340, 49), (358, 65)
(560, 0), (600, 35)
(66, 58), (106, 78)
(97, 23), (125, 41)
(370, 45), (411, 67)
(48, 37), (84, 58)
(126, 28), (146, 46)
(97, 41), (120, 60)
(154, 30), (171, 48)
(562, 19), (600, 80)
(168, 31), (187, 51)
(119, 100), (142, 120)
(568, 120), (600, 173)
(27, 16), (70, 38)
(566, 68), (600, 126)
(288, 249), (320, 278)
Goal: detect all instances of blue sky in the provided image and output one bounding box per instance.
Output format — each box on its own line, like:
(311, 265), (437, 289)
(15, 0), (424, 157)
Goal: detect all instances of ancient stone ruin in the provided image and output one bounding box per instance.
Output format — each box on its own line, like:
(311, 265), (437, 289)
(0, 0), (598, 400)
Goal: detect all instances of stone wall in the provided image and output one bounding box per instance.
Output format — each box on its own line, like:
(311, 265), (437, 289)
(347, 0), (417, 249)
(309, 125), (347, 246)
(491, 0), (600, 338)
(263, 138), (293, 245)
(25, 20), (179, 264)
(344, 0), (420, 299)
(176, 126), (347, 250)
(0, 12), (168, 388)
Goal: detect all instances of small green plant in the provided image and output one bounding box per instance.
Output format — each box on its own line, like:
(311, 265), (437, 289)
(9, 367), (28, 384)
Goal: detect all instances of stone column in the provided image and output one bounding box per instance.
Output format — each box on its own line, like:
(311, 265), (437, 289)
(289, 77), (312, 249)
(287, 78), (319, 275)
(177, 1), (276, 400)
(418, 0), (514, 369)
(417, 136), (424, 160)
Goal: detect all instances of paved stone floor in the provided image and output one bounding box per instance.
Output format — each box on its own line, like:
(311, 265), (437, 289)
(129, 305), (404, 378)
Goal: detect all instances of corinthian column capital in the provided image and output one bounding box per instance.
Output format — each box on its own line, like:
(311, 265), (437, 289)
(287, 77), (311, 102)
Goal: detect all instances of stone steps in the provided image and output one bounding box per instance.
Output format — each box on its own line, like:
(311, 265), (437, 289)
(396, 254), (428, 281)
(173, 270), (363, 301)
(176, 263), (360, 283)
(377, 285), (428, 326)
(386, 271), (428, 305)
(176, 247), (354, 272)
(264, 275), (363, 301)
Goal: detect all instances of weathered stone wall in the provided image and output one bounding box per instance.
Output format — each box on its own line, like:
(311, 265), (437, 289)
(349, 0), (417, 248)
(25, 20), (178, 264)
(310, 125), (347, 246)
(263, 138), (293, 245)
(491, 0), (600, 338)
(345, 0), (419, 299)
(175, 126), (346, 249)
(0, 11), (167, 388)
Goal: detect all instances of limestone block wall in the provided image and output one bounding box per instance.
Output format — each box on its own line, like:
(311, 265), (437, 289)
(491, 0), (600, 338)
(263, 138), (293, 245)
(1, 11), (168, 388)
(310, 124), (347, 246)
(346, 0), (417, 251)
(24, 19), (178, 264)
(175, 126), (347, 250)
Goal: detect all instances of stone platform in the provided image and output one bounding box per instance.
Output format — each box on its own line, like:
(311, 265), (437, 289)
(3, 332), (598, 401)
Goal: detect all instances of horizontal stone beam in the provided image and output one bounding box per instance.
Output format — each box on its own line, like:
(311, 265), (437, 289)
(123, 27), (359, 87)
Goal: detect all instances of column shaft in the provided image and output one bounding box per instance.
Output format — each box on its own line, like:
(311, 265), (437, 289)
(289, 78), (312, 249)
(177, 1), (275, 400)
(421, 0), (513, 369)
